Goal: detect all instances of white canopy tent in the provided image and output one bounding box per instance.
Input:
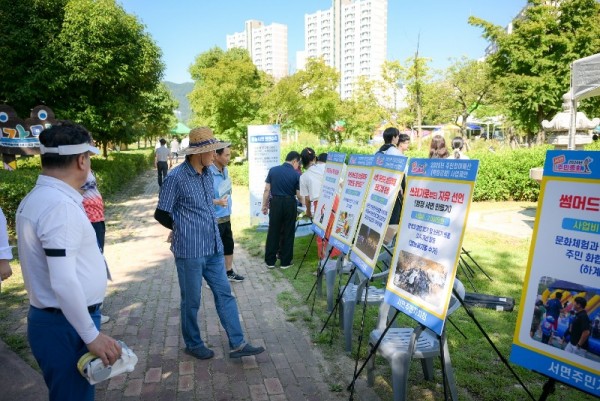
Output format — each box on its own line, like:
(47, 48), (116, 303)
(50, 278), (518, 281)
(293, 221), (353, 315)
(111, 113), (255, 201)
(569, 52), (600, 149)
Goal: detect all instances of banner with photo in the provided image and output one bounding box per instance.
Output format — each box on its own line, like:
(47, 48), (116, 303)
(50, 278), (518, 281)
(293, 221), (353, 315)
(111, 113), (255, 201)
(510, 150), (600, 397)
(312, 152), (346, 238)
(247, 125), (280, 227)
(384, 158), (479, 336)
(350, 154), (407, 278)
(329, 154), (375, 255)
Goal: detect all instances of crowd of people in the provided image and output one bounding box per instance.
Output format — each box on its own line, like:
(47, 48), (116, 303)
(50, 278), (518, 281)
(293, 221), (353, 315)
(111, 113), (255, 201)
(0, 122), (475, 400)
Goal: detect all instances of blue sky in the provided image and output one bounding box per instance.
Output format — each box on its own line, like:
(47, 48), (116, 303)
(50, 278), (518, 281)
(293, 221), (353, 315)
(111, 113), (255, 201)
(119, 0), (526, 84)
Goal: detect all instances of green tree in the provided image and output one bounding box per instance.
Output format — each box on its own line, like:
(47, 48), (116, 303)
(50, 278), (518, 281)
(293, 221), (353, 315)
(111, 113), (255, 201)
(293, 58), (342, 144)
(259, 74), (302, 131)
(469, 0), (600, 141)
(379, 60), (405, 120)
(188, 47), (267, 151)
(136, 83), (178, 144)
(403, 55), (432, 148)
(0, 0), (68, 116)
(49, 0), (164, 155)
(338, 76), (386, 143)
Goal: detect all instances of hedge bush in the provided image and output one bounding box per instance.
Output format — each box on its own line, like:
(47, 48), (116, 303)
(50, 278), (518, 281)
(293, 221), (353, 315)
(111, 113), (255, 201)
(229, 142), (557, 202)
(0, 150), (153, 233)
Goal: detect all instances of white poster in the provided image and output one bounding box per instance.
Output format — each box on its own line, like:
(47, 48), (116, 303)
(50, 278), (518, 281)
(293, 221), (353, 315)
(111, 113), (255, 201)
(247, 125), (280, 226)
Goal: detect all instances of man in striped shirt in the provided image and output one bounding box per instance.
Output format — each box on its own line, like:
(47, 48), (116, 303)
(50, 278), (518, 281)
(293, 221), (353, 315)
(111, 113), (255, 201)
(154, 127), (264, 360)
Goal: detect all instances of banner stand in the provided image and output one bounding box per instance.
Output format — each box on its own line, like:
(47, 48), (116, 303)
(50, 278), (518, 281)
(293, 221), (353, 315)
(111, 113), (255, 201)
(293, 231), (316, 279)
(346, 288), (536, 401)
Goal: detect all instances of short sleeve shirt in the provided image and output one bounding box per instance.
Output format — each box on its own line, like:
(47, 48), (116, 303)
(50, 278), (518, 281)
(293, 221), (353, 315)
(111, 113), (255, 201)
(157, 161), (223, 258)
(209, 164), (232, 218)
(156, 146), (170, 162)
(299, 164), (324, 201)
(0, 207), (12, 260)
(266, 163), (300, 196)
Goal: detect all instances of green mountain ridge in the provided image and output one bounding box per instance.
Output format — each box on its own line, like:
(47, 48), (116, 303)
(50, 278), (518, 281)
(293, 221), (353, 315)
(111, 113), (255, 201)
(164, 81), (193, 125)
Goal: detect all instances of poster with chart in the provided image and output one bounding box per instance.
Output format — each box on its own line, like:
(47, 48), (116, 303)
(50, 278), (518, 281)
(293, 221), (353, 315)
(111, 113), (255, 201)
(350, 154), (407, 278)
(510, 150), (600, 397)
(384, 158), (479, 336)
(312, 152), (346, 238)
(329, 154), (375, 255)
(247, 125), (280, 227)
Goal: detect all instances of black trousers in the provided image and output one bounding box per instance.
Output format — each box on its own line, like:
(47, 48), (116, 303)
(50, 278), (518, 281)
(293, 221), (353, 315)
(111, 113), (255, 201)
(157, 161), (168, 186)
(265, 196), (297, 266)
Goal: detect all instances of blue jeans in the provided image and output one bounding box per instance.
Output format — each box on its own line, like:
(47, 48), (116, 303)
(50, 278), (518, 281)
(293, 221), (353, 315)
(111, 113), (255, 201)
(28, 306), (101, 401)
(175, 254), (245, 351)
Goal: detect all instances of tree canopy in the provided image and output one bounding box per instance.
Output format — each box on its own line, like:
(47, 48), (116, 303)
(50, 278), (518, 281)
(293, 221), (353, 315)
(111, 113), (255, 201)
(469, 0), (600, 139)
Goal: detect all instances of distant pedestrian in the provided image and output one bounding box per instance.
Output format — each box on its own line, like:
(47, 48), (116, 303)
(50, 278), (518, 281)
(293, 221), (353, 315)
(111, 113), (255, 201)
(429, 134), (449, 159)
(210, 145), (244, 282)
(155, 138), (170, 187)
(378, 127), (402, 155)
(155, 127), (264, 360)
(16, 121), (121, 401)
(262, 151), (301, 269)
(0, 207), (13, 289)
(170, 137), (180, 167)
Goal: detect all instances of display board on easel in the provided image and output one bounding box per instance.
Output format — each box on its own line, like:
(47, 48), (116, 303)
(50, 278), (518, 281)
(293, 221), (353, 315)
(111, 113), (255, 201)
(349, 154), (407, 278)
(384, 158), (480, 335)
(311, 151), (346, 238)
(328, 154), (375, 255)
(510, 150), (600, 398)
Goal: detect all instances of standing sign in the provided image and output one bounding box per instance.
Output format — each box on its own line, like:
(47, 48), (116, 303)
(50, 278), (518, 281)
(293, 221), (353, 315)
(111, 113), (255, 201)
(350, 154), (407, 278)
(329, 154), (375, 255)
(247, 125), (280, 226)
(384, 158), (479, 335)
(312, 152), (346, 238)
(510, 150), (600, 397)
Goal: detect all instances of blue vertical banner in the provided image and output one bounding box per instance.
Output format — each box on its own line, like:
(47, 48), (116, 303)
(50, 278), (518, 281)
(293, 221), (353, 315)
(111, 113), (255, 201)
(350, 154), (407, 278)
(510, 150), (600, 397)
(384, 158), (479, 336)
(247, 125), (280, 227)
(312, 152), (346, 238)
(329, 155), (375, 255)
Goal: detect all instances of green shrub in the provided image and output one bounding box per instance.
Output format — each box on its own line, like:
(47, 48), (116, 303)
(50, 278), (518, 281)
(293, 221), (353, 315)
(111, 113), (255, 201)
(0, 150), (153, 233)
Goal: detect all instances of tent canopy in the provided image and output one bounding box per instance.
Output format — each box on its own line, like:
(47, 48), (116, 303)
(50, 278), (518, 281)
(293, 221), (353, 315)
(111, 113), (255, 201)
(572, 52), (600, 101)
(170, 122), (191, 136)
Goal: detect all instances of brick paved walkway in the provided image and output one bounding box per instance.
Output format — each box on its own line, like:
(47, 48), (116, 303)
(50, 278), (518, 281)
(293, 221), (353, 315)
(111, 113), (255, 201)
(96, 169), (380, 401)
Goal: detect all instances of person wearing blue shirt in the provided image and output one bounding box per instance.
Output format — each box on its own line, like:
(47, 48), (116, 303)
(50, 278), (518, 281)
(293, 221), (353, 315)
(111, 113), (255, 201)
(261, 151), (302, 269)
(154, 127), (264, 360)
(210, 145), (244, 282)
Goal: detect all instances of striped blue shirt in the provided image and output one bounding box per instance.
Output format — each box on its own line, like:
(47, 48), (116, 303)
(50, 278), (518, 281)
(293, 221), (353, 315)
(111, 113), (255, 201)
(157, 160), (223, 258)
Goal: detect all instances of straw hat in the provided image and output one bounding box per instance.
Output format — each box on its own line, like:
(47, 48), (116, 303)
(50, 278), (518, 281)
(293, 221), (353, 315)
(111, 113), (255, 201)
(179, 127), (230, 155)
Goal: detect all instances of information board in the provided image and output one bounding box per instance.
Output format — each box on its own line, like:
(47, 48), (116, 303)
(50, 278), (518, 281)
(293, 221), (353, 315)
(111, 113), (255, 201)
(510, 150), (600, 397)
(384, 158), (479, 335)
(312, 152), (346, 238)
(349, 154), (407, 278)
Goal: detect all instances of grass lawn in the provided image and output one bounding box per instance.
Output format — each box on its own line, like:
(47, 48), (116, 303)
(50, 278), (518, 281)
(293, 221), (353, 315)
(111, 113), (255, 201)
(232, 185), (596, 401)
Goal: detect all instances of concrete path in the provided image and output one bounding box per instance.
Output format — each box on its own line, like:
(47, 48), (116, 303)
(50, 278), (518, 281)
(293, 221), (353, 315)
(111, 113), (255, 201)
(95, 169), (380, 401)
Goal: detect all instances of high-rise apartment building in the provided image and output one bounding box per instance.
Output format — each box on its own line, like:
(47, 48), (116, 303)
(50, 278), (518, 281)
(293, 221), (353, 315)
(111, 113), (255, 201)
(226, 20), (289, 80)
(304, 0), (388, 99)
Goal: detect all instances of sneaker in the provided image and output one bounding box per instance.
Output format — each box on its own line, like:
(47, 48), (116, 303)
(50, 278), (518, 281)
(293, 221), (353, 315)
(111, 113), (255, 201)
(229, 343), (265, 358)
(100, 314), (110, 324)
(185, 346), (214, 360)
(227, 270), (245, 282)
(266, 264), (276, 269)
(280, 264), (293, 270)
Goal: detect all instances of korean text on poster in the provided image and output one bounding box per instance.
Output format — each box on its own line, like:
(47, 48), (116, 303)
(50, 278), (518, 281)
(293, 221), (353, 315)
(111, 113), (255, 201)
(350, 154), (407, 278)
(510, 150), (600, 397)
(311, 152), (346, 238)
(384, 158), (479, 335)
(329, 154), (375, 255)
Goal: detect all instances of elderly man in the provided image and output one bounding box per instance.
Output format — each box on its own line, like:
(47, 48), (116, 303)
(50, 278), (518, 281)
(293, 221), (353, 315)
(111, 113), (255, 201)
(154, 127), (264, 359)
(16, 121), (121, 401)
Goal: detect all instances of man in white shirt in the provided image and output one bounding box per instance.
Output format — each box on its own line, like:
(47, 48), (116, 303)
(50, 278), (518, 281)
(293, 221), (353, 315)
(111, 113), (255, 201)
(17, 121), (121, 401)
